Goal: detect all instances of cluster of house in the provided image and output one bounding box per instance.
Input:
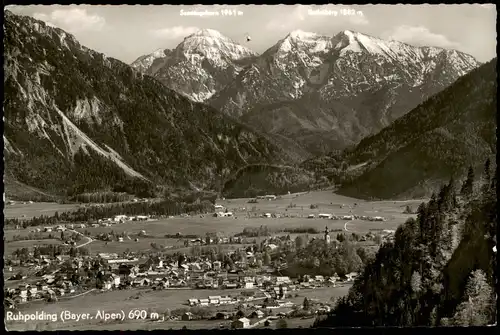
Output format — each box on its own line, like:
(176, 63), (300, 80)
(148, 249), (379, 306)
(256, 195), (277, 201)
(305, 214), (386, 221)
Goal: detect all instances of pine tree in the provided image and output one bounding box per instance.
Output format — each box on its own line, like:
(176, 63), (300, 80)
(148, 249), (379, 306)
(452, 269), (493, 326)
(416, 202), (427, 242)
(303, 297), (310, 310)
(483, 158), (491, 185)
(460, 166), (474, 197)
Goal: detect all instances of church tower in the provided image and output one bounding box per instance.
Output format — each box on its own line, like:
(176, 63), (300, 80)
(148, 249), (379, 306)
(324, 226), (330, 245)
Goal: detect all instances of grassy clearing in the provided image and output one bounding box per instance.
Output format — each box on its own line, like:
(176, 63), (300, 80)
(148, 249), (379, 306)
(4, 239), (63, 254)
(4, 202), (82, 219)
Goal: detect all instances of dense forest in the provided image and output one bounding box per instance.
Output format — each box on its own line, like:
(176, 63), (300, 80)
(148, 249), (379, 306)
(222, 164), (321, 198)
(314, 159), (497, 327)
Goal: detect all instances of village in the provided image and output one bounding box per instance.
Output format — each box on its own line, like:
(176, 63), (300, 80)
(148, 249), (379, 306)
(4, 192), (409, 330)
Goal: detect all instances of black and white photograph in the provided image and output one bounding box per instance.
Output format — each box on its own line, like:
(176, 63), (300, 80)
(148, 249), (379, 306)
(3, 3), (497, 331)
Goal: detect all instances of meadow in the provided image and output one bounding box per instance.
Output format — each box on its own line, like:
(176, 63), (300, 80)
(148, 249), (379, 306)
(4, 202), (82, 219)
(3, 190), (421, 256)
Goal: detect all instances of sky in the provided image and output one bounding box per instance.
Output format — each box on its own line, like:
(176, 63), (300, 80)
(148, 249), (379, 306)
(5, 4), (497, 64)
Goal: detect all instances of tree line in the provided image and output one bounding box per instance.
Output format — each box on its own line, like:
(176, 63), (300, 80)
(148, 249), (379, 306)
(5, 199), (214, 228)
(314, 159), (496, 327)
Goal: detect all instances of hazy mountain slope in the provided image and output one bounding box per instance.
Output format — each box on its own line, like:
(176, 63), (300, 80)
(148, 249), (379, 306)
(222, 164), (317, 199)
(3, 11), (287, 197)
(208, 30), (480, 155)
(131, 29), (257, 102)
(337, 59), (497, 199)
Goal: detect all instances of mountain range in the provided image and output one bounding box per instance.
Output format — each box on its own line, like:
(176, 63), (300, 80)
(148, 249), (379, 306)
(3, 11), (495, 201)
(3, 11), (287, 199)
(132, 29), (480, 156)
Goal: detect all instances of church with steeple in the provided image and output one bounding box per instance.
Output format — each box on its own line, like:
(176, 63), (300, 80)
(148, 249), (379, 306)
(324, 226), (330, 245)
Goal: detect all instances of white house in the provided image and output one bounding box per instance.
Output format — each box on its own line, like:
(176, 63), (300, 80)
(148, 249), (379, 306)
(319, 214), (332, 219)
(263, 213), (272, 218)
(232, 317), (251, 329)
(214, 205), (224, 210)
(308, 214), (315, 219)
(276, 276), (291, 284)
(199, 298), (209, 306)
(209, 296), (221, 304)
(342, 215), (354, 220)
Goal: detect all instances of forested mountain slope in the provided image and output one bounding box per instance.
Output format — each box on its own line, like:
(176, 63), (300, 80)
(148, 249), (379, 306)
(314, 162), (497, 327)
(308, 59), (496, 200)
(3, 11), (287, 198)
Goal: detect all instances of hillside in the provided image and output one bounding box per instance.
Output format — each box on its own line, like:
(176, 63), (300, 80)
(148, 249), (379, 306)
(3, 11), (288, 198)
(314, 163), (497, 327)
(309, 59), (496, 200)
(222, 164), (317, 199)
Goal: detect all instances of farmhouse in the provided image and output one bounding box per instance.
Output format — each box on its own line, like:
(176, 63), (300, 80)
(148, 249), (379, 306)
(209, 295), (221, 304)
(342, 215), (354, 220)
(308, 214), (315, 219)
(250, 310), (265, 319)
(219, 296), (232, 304)
(188, 298), (199, 306)
(346, 272), (359, 281)
(214, 204), (224, 210)
(318, 213), (332, 219)
(181, 312), (195, 321)
(232, 317), (251, 329)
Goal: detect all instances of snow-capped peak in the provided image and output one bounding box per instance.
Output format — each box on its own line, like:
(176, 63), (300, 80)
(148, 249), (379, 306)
(274, 30), (332, 54)
(190, 28), (226, 39)
(178, 28), (256, 63)
(287, 30), (319, 40)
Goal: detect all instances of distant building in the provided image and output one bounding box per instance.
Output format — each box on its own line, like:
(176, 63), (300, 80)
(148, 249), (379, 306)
(251, 310), (264, 319)
(188, 298), (199, 306)
(181, 312), (194, 321)
(324, 226), (330, 245)
(232, 317), (251, 329)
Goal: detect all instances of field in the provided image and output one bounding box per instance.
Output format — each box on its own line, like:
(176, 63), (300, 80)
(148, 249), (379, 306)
(5, 284), (352, 331)
(72, 191), (421, 237)
(4, 202), (82, 219)
(4, 239), (63, 254)
(3, 190), (422, 256)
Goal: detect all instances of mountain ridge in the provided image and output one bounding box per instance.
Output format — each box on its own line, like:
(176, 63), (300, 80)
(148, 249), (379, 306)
(3, 11), (288, 198)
